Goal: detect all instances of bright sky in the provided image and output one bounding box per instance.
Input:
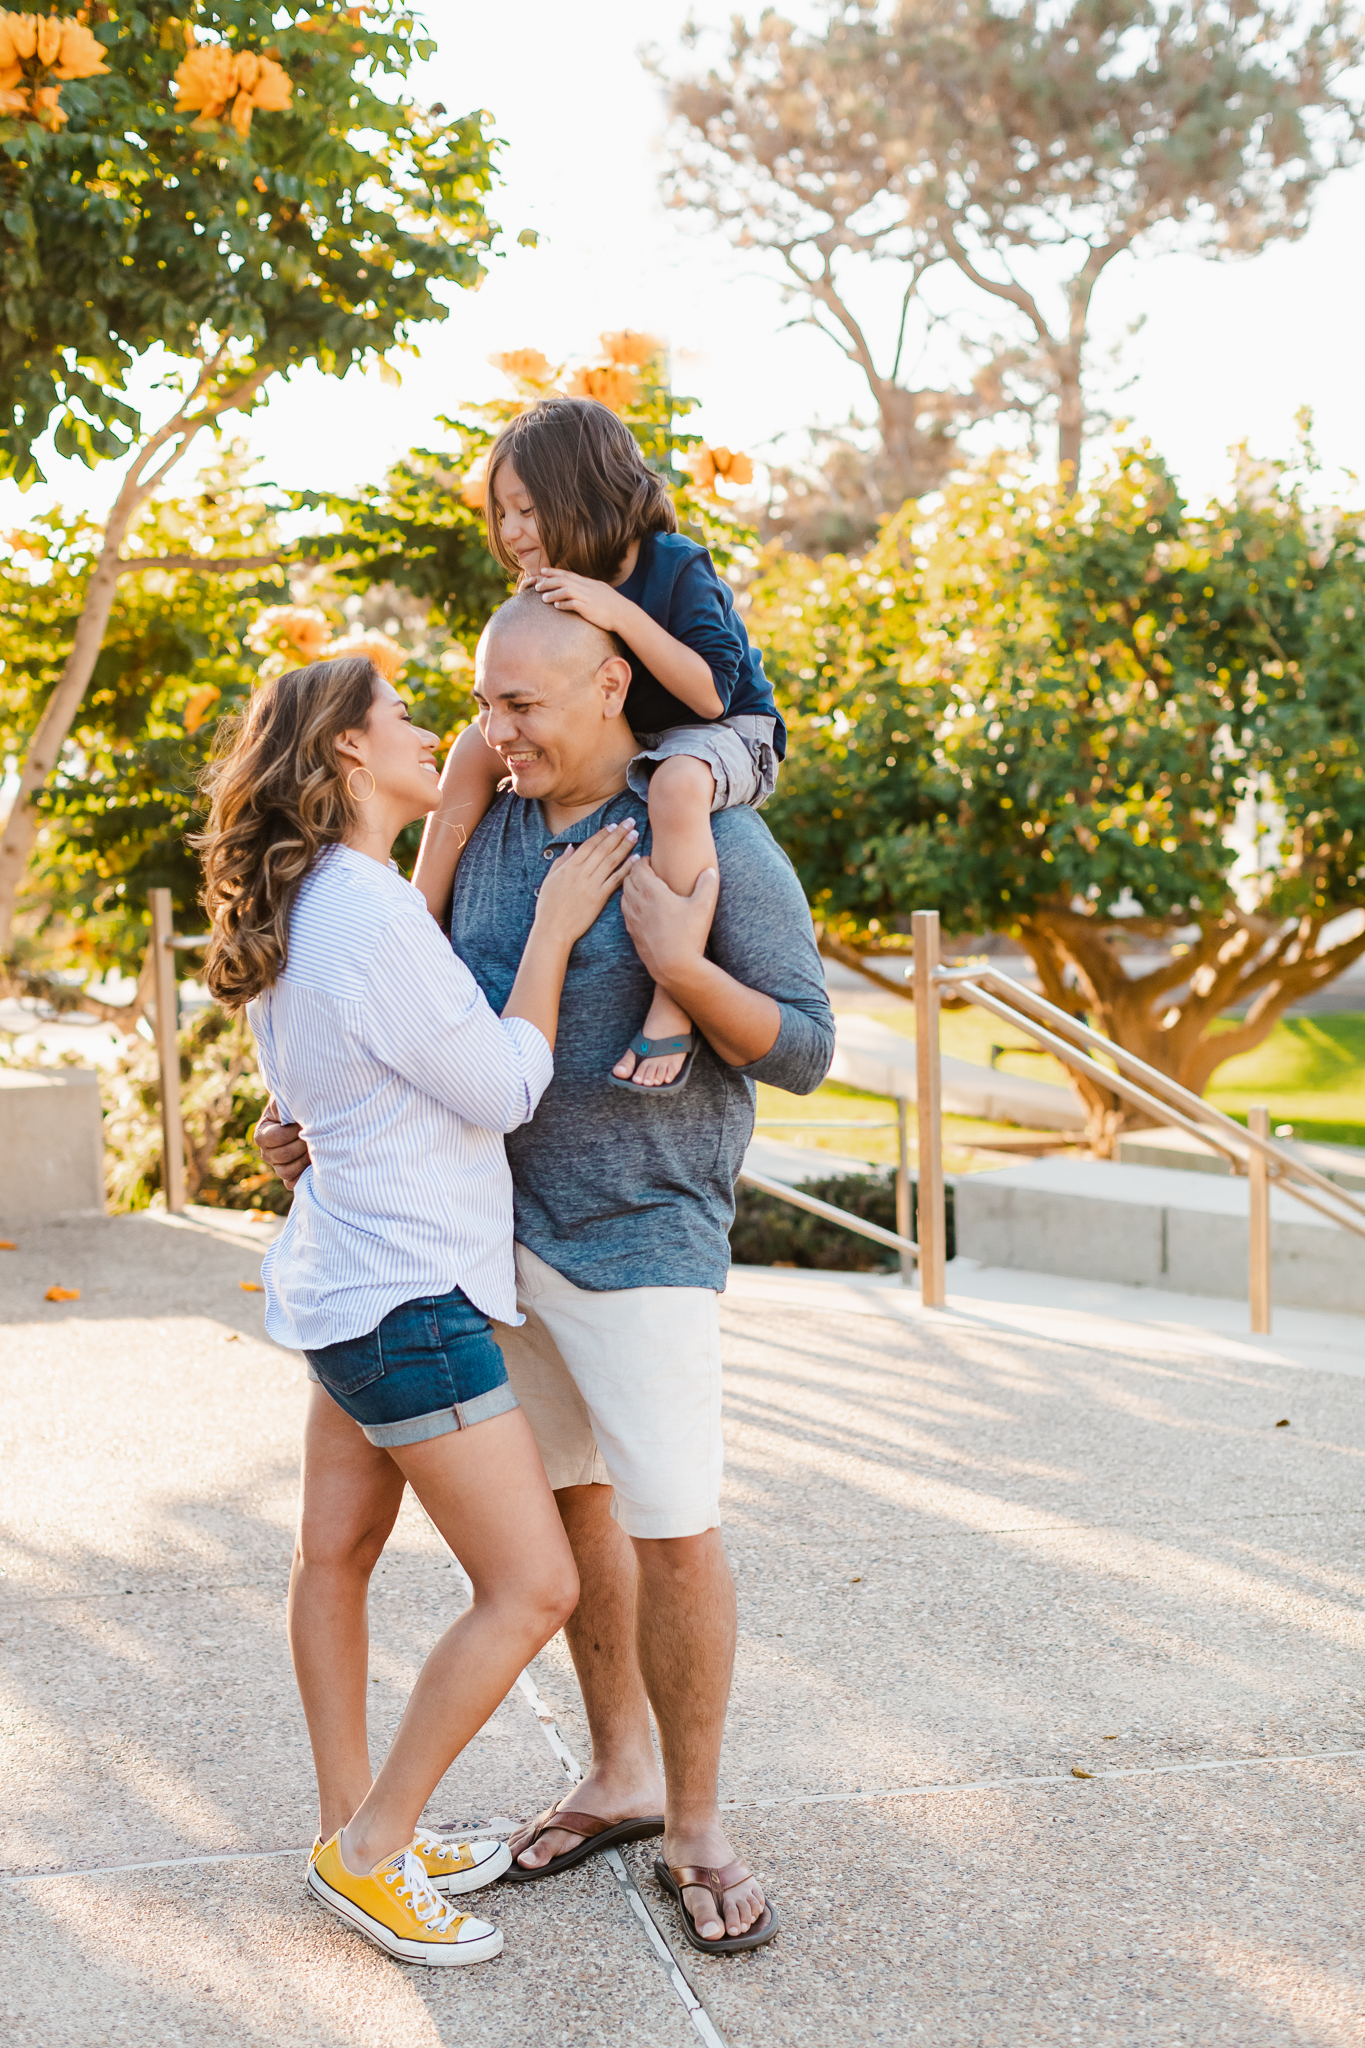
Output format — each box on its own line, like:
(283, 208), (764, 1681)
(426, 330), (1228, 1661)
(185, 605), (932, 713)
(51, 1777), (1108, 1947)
(5, 0), (1364, 525)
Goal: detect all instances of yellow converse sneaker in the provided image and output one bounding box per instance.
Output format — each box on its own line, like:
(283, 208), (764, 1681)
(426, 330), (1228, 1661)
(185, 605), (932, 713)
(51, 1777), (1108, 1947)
(309, 1830), (511, 1896)
(413, 1827), (512, 1894)
(307, 1833), (503, 1966)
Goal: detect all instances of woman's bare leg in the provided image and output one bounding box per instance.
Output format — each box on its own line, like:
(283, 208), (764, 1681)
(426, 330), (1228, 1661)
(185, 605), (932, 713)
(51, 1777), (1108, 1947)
(615, 755), (717, 1087)
(287, 1386), (407, 1842)
(339, 1408), (578, 1872)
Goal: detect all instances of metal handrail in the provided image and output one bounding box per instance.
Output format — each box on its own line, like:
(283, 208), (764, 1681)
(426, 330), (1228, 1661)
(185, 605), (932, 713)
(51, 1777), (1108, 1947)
(938, 967), (1365, 1238)
(737, 1167), (919, 1264)
(912, 909), (1362, 1333)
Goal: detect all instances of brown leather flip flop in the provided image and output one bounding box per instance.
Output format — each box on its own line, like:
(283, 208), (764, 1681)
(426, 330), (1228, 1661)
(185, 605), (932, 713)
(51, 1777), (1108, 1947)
(500, 1803), (665, 1884)
(654, 1857), (779, 1953)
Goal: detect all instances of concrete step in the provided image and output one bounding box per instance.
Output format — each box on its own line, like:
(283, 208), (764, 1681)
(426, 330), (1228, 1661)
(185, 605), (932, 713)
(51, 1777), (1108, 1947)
(1118, 1121), (1365, 1192)
(953, 1154), (1364, 1316)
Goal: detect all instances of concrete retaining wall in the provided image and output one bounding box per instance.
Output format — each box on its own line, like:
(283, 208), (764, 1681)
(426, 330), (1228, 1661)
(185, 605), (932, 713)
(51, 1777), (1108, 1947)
(954, 1156), (1364, 1315)
(0, 1067), (106, 1220)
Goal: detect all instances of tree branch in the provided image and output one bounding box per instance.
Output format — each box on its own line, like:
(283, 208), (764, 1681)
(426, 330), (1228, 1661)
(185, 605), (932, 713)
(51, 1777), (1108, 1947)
(114, 552), (321, 575)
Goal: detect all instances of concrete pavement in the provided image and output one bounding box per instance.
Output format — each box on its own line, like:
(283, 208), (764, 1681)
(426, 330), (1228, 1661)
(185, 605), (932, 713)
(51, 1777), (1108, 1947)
(3, 1208), (1364, 2046)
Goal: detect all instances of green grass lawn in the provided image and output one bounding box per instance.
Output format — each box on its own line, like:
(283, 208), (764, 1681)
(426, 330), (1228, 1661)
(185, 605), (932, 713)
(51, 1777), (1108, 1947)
(757, 1006), (1365, 1162)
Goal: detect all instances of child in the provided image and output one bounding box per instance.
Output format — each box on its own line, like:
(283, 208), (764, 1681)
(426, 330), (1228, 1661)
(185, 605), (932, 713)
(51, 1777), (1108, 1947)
(413, 396), (785, 1093)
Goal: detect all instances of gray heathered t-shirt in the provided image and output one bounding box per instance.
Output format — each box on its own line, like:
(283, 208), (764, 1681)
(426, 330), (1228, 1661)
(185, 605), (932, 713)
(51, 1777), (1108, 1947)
(449, 786), (835, 1293)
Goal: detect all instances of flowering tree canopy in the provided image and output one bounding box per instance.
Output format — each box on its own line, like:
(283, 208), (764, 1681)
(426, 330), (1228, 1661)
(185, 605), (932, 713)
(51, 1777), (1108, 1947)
(2, 0), (499, 486)
(0, 0), (502, 954)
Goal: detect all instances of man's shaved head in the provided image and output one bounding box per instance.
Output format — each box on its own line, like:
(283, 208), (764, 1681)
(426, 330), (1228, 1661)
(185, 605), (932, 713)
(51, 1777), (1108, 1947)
(473, 588), (637, 811)
(480, 590), (620, 682)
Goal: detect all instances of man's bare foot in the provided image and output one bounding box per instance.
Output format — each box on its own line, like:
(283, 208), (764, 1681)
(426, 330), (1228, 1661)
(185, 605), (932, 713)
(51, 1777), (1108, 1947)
(663, 1824), (767, 1941)
(511, 1767), (666, 1871)
(613, 988), (695, 1087)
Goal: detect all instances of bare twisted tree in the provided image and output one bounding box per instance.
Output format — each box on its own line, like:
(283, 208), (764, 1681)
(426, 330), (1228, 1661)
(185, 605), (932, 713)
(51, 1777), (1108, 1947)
(660, 0), (1364, 487)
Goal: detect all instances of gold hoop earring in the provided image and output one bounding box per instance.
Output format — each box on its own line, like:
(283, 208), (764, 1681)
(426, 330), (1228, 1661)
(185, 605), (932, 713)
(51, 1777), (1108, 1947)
(345, 767), (376, 802)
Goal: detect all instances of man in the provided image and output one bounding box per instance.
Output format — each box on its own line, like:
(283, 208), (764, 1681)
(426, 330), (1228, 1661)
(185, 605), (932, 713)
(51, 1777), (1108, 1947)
(261, 593), (833, 1950)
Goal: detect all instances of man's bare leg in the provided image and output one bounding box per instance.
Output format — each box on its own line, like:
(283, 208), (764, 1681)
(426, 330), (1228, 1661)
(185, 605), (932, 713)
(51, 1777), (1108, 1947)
(633, 1529), (766, 1941)
(512, 1483), (665, 1869)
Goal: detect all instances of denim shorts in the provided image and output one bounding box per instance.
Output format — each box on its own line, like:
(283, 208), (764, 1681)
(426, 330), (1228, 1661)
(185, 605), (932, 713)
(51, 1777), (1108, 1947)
(304, 1286), (519, 1448)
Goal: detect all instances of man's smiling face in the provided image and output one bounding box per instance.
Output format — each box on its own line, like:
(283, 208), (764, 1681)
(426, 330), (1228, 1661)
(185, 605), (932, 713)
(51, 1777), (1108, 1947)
(473, 600), (633, 805)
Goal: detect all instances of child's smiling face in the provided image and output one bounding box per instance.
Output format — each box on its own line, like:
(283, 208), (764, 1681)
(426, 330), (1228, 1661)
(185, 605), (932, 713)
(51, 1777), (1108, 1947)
(492, 459), (546, 578)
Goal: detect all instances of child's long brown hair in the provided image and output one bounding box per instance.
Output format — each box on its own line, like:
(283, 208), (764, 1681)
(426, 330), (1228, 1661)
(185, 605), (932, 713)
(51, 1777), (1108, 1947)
(485, 397), (676, 582)
(193, 657), (379, 1010)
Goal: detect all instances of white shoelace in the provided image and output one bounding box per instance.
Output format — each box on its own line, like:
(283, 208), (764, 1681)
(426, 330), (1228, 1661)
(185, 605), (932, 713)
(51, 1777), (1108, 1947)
(384, 1850), (464, 1934)
(413, 1829), (464, 1864)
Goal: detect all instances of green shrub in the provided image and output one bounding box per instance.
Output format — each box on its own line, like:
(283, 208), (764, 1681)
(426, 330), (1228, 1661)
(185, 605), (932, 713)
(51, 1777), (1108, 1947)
(729, 1169), (955, 1270)
(100, 1008), (287, 1214)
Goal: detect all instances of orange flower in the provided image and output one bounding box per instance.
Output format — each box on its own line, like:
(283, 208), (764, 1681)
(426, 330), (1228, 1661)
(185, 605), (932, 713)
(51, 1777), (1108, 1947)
(183, 684), (221, 735)
(565, 363), (639, 414)
(35, 13), (61, 64)
(53, 17), (105, 77)
(600, 329), (662, 369)
(173, 41), (291, 133)
(323, 629), (405, 682)
(173, 40), (235, 118)
(32, 81), (66, 126)
(683, 444), (754, 492)
(460, 450), (490, 510)
(4, 13), (38, 60)
(0, 83), (27, 111)
(488, 348), (555, 393)
(247, 604), (331, 663)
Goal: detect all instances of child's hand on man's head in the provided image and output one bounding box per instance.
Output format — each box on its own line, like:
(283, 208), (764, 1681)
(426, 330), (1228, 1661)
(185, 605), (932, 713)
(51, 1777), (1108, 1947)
(532, 567), (624, 635)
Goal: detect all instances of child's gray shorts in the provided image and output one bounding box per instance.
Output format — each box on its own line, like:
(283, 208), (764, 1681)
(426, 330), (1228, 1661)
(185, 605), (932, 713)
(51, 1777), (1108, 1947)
(626, 714), (780, 813)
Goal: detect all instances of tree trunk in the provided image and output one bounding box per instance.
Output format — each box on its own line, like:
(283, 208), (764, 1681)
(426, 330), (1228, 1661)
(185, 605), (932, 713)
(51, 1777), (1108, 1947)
(1016, 907), (1365, 1151)
(0, 512), (138, 954)
(0, 362), (268, 957)
(1056, 366), (1083, 489)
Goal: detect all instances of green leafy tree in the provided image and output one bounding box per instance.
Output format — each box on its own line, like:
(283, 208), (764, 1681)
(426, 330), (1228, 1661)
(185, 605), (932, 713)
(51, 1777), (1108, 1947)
(0, 450), (480, 994)
(662, 0), (1365, 488)
(0, 0), (500, 952)
(755, 442), (1365, 1142)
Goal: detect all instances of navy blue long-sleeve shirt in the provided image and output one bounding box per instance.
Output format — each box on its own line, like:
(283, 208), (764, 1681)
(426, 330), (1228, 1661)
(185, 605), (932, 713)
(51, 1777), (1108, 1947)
(616, 530), (787, 759)
(450, 786), (832, 1292)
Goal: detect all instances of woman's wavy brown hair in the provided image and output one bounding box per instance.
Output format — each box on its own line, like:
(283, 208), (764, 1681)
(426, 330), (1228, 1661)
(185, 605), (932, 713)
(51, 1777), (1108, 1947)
(194, 656), (380, 1011)
(485, 396), (676, 583)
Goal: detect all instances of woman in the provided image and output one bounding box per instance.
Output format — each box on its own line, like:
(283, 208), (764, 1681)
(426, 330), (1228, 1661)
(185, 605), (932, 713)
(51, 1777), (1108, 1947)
(197, 655), (636, 1966)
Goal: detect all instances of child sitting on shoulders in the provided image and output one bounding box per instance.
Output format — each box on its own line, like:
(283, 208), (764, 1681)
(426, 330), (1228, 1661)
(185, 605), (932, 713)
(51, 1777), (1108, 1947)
(414, 396), (785, 1094)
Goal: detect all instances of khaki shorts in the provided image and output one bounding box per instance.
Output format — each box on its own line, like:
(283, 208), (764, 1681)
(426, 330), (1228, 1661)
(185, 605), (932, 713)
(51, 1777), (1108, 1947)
(492, 1243), (723, 1539)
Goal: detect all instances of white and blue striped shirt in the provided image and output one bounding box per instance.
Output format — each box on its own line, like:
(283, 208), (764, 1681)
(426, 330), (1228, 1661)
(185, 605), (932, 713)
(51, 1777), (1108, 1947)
(247, 843), (553, 1352)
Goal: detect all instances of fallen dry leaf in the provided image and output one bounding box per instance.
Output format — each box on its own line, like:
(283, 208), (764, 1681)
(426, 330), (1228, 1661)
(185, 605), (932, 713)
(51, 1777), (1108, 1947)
(1275, 1417), (1290, 1428)
(45, 1286), (80, 1302)
(239, 1281), (263, 1293)
(0, 1240), (15, 1250)
(226, 1332), (242, 1342)
(1071, 1766), (1095, 1779)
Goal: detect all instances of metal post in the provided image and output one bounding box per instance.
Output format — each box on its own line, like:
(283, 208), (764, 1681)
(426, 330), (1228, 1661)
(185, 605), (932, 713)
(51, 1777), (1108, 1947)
(912, 910), (946, 1306)
(149, 888), (187, 1216)
(1248, 1103), (1271, 1334)
(895, 1096), (913, 1287)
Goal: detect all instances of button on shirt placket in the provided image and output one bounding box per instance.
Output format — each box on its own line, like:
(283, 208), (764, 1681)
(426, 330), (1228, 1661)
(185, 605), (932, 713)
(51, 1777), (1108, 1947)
(533, 841), (564, 899)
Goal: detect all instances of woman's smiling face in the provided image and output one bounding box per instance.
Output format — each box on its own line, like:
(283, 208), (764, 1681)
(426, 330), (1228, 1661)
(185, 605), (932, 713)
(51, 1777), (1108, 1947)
(491, 458), (546, 578)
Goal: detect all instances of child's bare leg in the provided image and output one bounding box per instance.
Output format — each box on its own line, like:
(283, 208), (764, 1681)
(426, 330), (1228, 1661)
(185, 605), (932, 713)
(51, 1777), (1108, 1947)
(412, 722), (506, 923)
(614, 755), (717, 1088)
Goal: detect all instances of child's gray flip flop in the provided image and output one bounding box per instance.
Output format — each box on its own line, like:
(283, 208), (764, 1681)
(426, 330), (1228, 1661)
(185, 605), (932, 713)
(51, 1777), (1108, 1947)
(608, 1031), (697, 1093)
